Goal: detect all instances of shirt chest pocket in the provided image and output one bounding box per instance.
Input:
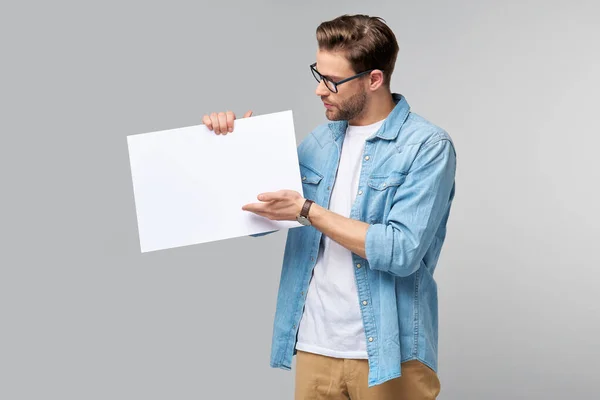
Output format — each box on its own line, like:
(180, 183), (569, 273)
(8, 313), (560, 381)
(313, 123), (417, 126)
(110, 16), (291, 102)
(367, 171), (407, 191)
(365, 171), (407, 223)
(299, 162), (323, 201)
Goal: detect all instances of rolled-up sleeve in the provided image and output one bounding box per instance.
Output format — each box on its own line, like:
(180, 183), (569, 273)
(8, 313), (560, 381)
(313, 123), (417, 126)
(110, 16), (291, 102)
(365, 137), (456, 277)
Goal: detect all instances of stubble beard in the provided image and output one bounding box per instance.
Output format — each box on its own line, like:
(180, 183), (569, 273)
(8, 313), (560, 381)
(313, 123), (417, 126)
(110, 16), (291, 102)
(325, 89), (368, 122)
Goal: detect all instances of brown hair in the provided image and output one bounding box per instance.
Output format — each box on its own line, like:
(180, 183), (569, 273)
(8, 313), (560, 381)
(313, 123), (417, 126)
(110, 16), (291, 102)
(316, 14), (399, 89)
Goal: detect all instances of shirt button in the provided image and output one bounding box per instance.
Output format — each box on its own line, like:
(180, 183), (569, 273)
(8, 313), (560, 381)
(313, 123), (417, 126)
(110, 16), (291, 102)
(356, 263), (361, 268)
(293, 324), (297, 329)
(362, 300), (367, 305)
(327, 186), (331, 190)
(301, 291), (304, 296)
(311, 257), (314, 262)
(364, 156), (370, 161)
(358, 190), (363, 195)
(382, 183), (387, 188)
(368, 337), (374, 342)
(302, 176), (306, 181)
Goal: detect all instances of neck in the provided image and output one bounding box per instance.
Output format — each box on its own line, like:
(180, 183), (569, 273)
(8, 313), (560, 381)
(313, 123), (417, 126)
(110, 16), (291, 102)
(349, 90), (396, 126)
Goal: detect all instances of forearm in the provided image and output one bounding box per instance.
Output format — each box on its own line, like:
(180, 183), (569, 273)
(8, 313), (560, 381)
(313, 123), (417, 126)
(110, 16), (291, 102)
(308, 203), (370, 258)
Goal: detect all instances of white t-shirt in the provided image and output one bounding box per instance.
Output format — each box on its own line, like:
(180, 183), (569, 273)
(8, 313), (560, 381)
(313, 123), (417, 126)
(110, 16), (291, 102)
(295, 118), (385, 359)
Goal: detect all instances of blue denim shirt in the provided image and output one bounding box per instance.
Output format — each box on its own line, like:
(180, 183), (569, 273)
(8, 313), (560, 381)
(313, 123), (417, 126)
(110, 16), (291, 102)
(257, 93), (456, 387)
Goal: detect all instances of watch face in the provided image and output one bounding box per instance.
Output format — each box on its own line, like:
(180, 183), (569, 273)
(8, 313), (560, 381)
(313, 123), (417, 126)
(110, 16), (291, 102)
(297, 215), (311, 226)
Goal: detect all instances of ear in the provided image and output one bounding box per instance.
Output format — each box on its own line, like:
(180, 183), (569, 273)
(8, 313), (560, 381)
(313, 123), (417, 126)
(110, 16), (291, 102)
(368, 70), (385, 91)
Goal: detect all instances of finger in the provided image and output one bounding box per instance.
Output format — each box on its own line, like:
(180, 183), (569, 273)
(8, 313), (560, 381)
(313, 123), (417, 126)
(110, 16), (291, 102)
(258, 190), (287, 202)
(202, 115), (213, 130)
(217, 112), (227, 135)
(226, 111), (235, 133)
(242, 203), (258, 212)
(242, 203), (267, 213)
(243, 203), (279, 220)
(210, 112), (220, 134)
(243, 110), (253, 118)
(257, 192), (277, 202)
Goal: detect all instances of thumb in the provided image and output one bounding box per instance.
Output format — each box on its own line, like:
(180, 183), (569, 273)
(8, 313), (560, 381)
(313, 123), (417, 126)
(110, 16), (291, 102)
(243, 110), (253, 118)
(258, 192), (275, 201)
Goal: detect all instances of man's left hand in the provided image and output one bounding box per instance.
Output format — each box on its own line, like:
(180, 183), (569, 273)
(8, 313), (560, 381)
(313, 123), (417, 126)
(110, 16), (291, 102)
(242, 190), (305, 221)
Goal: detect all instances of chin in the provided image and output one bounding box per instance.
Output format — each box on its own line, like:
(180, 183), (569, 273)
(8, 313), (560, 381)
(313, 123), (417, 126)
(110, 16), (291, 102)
(325, 110), (340, 121)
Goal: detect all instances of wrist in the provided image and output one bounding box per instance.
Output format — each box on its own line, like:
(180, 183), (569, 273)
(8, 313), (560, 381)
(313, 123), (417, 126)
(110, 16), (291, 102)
(296, 197), (315, 226)
(296, 197), (307, 215)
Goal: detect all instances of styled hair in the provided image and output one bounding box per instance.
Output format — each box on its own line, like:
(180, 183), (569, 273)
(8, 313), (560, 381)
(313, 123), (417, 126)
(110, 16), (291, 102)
(316, 14), (399, 88)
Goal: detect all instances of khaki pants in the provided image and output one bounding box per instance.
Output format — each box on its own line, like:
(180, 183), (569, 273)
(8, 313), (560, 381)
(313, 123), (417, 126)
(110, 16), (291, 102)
(294, 350), (441, 400)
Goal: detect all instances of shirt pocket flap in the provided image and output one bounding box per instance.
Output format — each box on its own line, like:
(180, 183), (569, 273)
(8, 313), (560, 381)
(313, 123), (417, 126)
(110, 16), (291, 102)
(300, 163), (324, 184)
(367, 171), (407, 190)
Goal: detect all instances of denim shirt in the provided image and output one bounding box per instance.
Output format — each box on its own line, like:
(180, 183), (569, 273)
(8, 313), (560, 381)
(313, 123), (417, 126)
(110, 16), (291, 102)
(258, 93), (456, 387)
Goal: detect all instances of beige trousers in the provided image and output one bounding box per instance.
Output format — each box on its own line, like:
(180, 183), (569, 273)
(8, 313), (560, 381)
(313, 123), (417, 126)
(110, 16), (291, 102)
(294, 350), (441, 400)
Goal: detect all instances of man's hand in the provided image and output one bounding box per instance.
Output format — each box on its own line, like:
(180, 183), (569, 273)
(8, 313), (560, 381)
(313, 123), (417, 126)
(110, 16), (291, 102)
(242, 190), (305, 221)
(202, 110), (253, 135)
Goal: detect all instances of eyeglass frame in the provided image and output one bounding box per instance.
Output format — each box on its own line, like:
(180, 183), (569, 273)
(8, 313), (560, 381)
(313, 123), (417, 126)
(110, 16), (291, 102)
(310, 62), (381, 93)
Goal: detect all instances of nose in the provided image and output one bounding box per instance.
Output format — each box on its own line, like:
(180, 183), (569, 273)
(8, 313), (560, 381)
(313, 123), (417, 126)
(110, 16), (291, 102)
(315, 79), (329, 97)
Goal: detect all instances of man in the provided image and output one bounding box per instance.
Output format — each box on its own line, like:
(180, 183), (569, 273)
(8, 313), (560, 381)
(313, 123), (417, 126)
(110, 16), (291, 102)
(202, 14), (456, 400)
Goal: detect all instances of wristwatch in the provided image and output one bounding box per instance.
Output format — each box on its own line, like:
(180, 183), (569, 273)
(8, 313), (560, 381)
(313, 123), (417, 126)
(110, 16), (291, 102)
(296, 199), (314, 226)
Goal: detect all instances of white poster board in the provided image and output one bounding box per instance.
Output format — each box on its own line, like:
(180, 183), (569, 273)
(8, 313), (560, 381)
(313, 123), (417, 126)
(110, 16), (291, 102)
(127, 110), (303, 253)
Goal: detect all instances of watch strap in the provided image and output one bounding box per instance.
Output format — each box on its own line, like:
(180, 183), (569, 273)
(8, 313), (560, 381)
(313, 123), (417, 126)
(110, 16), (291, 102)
(300, 199), (314, 219)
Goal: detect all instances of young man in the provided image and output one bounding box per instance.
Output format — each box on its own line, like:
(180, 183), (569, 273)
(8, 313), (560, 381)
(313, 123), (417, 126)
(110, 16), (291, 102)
(203, 14), (456, 400)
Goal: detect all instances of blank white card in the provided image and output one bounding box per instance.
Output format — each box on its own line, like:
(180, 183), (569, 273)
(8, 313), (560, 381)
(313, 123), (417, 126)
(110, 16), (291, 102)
(126, 110), (303, 253)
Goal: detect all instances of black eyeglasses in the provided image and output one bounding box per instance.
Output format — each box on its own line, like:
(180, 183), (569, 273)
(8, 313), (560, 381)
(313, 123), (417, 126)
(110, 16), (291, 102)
(310, 62), (380, 93)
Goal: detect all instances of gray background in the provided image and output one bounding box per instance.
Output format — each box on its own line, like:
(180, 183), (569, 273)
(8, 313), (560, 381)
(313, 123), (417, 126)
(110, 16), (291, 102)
(1, 0), (598, 399)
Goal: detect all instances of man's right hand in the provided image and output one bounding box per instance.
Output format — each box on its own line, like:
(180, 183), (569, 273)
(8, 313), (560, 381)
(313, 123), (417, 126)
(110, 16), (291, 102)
(202, 110), (253, 135)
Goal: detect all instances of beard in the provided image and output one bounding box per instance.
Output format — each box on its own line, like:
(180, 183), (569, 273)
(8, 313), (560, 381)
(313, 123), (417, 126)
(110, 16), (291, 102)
(325, 89), (367, 121)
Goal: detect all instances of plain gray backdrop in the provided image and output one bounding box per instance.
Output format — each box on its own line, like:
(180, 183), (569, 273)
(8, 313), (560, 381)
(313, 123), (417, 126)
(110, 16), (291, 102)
(1, 0), (599, 399)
